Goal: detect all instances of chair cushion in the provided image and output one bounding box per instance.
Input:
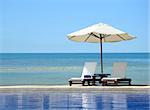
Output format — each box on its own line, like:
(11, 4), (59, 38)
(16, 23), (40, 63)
(101, 77), (122, 81)
(68, 77), (93, 81)
(68, 78), (82, 81)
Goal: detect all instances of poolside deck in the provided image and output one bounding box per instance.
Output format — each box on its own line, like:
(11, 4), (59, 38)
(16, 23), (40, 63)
(0, 85), (149, 93)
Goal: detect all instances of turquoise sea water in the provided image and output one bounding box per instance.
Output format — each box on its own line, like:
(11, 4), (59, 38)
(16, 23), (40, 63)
(0, 53), (149, 85)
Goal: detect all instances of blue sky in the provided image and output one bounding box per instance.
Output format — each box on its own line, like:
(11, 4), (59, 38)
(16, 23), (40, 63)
(0, 0), (149, 53)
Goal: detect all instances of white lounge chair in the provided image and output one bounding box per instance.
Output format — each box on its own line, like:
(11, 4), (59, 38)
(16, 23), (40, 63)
(68, 62), (97, 86)
(101, 62), (131, 86)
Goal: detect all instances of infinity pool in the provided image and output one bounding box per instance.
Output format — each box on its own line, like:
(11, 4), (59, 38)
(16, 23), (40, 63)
(0, 92), (149, 110)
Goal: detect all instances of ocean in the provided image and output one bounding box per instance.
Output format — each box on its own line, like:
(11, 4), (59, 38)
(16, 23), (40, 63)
(0, 53), (149, 85)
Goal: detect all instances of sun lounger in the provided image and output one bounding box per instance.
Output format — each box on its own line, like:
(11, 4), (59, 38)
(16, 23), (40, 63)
(68, 62), (97, 86)
(101, 62), (131, 86)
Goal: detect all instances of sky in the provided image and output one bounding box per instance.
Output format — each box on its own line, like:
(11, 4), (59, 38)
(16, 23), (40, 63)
(0, 0), (149, 53)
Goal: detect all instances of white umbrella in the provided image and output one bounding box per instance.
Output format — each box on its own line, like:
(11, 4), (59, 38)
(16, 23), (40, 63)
(67, 23), (135, 73)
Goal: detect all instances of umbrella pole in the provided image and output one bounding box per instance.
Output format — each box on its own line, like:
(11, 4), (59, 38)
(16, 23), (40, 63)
(99, 34), (103, 74)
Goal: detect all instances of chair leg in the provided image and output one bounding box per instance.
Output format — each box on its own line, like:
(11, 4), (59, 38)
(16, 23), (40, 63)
(102, 81), (106, 86)
(115, 81), (118, 85)
(129, 80), (131, 85)
(99, 80), (102, 84)
(102, 82), (105, 86)
(82, 81), (85, 86)
(69, 81), (72, 86)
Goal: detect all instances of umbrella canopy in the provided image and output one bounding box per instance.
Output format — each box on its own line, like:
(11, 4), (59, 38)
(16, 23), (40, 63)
(67, 23), (136, 73)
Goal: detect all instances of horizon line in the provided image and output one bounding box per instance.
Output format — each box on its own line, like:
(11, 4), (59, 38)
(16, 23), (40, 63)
(0, 52), (149, 54)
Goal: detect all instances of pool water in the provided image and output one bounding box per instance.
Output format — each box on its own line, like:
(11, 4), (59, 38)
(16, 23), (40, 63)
(0, 92), (149, 110)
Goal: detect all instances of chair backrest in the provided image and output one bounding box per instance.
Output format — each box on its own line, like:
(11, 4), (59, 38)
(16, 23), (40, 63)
(81, 62), (97, 79)
(111, 62), (127, 78)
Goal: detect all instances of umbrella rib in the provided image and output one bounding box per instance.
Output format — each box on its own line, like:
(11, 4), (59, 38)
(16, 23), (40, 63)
(91, 33), (99, 38)
(68, 36), (76, 40)
(116, 34), (126, 40)
(84, 34), (92, 42)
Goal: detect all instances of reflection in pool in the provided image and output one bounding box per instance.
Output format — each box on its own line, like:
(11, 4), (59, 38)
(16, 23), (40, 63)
(0, 92), (149, 110)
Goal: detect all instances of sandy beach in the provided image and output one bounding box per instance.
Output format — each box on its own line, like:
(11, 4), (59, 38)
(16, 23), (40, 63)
(0, 85), (149, 93)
